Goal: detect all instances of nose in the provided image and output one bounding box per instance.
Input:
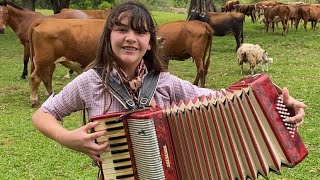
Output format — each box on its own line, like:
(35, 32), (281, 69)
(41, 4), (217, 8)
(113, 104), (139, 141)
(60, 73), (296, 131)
(0, 27), (4, 34)
(124, 30), (137, 43)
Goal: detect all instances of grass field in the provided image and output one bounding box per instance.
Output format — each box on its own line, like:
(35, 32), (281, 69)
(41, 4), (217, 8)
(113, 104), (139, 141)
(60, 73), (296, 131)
(0, 10), (319, 179)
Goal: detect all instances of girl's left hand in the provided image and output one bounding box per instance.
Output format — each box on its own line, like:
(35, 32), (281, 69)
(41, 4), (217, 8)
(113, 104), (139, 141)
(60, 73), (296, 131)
(282, 87), (307, 128)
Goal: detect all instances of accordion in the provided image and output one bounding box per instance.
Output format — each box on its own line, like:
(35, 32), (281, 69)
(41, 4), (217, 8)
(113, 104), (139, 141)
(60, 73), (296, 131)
(91, 74), (308, 180)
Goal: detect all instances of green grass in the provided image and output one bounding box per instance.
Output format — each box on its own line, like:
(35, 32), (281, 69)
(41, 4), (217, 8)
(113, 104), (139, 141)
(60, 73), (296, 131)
(0, 11), (319, 179)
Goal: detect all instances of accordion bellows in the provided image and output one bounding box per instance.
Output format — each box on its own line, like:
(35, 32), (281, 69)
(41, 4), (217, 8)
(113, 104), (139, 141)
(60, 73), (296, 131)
(91, 74), (308, 180)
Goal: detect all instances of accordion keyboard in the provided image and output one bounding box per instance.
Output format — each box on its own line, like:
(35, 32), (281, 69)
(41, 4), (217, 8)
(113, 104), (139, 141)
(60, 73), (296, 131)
(94, 116), (134, 180)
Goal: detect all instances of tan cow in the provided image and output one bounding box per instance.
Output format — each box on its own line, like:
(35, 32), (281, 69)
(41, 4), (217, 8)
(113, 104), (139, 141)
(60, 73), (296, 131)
(156, 20), (213, 88)
(295, 4), (320, 31)
(61, 8), (112, 19)
(29, 19), (105, 107)
(222, 0), (239, 12)
(0, 2), (91, 79)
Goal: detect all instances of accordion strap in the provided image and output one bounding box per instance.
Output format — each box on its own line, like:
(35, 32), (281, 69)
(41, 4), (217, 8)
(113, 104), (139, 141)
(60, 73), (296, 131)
(94, 68), (160, 110)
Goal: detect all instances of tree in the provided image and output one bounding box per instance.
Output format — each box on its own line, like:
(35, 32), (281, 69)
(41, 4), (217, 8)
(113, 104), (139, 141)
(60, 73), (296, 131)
(50, 0), (70, 14)
(21, 0), (36, 11)
(187, 0), (216, 17)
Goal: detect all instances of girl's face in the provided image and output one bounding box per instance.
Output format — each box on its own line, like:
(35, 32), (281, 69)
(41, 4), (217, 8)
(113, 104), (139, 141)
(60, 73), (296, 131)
(110, 16), (151, 72)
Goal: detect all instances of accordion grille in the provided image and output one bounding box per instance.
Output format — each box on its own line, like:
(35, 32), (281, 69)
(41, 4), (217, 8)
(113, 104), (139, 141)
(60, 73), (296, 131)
(127, 118), (165, 180)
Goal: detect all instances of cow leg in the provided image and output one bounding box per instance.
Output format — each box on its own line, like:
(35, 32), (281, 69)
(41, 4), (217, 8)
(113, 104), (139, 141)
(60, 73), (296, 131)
(265, 20), (269, 33)
(30, 68), (42, 108)
(234, 32), (241, 51)
(21, 45), (30, 79)
(303, 19), (308, 31)
(271, 22), (275, 32)
(192, 56), (205, 87)
(42, 64), (55, 96)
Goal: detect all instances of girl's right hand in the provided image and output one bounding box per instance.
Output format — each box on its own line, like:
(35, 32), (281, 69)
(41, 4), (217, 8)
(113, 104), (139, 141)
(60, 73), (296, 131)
(57, 121), (109, 162)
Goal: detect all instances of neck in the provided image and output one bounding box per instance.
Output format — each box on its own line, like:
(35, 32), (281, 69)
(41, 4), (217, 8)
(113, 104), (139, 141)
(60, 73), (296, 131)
(117, 60), (142, 80)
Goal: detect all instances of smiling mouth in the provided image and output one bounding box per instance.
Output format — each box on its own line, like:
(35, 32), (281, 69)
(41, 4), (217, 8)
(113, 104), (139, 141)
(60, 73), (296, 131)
(123, 46), (138, 52)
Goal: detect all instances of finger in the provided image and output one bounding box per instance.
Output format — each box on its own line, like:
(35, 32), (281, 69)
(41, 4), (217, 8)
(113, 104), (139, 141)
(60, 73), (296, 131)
(294, 100), (307, 109)
(86, 141), (109, 154)
(88, 153), (103, 162)
(89, 130), (107, 140)
(284, 108), (305, 124)
(83, 121), (99, 131)
(282, 87), (294, 107)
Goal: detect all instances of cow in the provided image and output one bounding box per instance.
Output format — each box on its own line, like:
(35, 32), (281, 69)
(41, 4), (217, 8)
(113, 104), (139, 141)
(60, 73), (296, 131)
(295, 4), (320, 31)
(156, 20), (213, 88)
(0, 2), (91, 79)
(234, 4), (257, 23)
(28, 19), (105, 107)
(255, 1), (279, 20)
(222, 0), (239, 12)
(264, 4), (290, 35)
(188, 10), (244, 51)
(61, 8), (112, 19)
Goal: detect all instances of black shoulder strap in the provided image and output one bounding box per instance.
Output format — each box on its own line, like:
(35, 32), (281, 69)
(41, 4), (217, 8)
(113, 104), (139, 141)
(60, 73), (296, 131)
(138, 70), (160, 108)
(94, 68), (160, 110)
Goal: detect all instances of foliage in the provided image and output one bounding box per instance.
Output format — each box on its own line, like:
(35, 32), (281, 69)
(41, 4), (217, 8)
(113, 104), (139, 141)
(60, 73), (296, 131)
(0, 9), (320, 180)
(98, 1), (112, 9)
(70, 0), (93, 9)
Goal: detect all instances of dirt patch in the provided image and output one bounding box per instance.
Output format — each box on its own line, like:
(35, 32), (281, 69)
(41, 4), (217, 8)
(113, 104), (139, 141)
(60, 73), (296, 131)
(0, 86), (19, 94)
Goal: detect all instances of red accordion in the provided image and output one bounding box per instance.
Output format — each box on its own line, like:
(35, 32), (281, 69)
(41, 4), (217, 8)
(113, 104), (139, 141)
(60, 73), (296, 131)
(91, 74), (308, 180)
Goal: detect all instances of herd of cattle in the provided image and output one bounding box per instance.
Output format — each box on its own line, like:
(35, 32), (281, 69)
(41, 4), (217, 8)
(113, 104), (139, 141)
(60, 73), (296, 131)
(0, 1), (319, 107)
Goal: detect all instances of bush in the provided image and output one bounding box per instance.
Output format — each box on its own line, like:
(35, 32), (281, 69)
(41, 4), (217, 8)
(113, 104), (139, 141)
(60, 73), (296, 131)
(98, 1), (112, 9)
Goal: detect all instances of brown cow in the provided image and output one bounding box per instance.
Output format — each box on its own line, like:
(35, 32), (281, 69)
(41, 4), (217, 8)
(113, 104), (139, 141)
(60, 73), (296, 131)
(0, 2), (91, 79)
(255, 1), (279, 20)
(61, 8), (112, 19)
(234, 4), (257, 23)
(188, 11), (244, 51)
(156, 20), (213, 88)
(222, 0), (239, 12)
(264, 4), (290, 35)
(295, 4), (320, 31)
(29, 19), (105, 107)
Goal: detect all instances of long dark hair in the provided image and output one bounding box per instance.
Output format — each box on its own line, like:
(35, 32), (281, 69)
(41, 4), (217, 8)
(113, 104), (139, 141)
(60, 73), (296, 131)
(87, 1), (165, 78)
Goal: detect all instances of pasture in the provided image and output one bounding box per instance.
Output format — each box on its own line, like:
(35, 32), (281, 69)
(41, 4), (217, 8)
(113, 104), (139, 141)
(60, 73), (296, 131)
(0, 9), (320, 179)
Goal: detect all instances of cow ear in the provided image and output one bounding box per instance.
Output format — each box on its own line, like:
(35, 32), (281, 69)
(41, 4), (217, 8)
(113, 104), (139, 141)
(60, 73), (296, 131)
(158, 37), (167, 45)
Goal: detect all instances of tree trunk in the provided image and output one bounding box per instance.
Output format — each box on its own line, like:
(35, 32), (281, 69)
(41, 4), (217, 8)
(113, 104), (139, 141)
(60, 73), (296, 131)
(21, 0), (36, 11)
(50, 0), (70, 14)
(187, 0), (216, 17)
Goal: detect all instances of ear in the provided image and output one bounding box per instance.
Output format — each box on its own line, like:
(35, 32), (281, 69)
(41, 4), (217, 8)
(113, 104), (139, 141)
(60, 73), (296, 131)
(147, 44), (151, 50)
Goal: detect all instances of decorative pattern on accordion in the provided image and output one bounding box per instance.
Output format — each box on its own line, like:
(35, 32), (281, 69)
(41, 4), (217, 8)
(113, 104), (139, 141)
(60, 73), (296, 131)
(163, 74), (308, 180)
(91, 74), (308, 180)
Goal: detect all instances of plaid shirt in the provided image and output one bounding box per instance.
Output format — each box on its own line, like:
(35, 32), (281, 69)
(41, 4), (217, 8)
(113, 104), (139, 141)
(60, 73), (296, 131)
(42, 69), (216, 120)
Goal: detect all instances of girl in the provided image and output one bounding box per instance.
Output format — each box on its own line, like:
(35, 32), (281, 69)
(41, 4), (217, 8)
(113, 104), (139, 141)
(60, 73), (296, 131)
(32, 1), (306, 163)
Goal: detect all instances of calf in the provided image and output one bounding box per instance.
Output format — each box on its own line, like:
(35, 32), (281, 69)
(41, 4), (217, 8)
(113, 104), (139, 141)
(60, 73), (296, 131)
(234, 4), (257, 23)
(29, 19), (105, 107)
(188, 11), (244, 51)
(222, 0), (240, 12)
(156, 20), (213, 87)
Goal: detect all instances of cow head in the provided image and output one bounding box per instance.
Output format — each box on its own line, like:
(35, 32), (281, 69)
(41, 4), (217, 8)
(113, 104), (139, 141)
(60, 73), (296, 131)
(187, 8), (209, 23)
(156, 37), (166, 49)
(0, 0), (8, 34)
(156, 37), (170, 69)
(187, 7), (199, 20)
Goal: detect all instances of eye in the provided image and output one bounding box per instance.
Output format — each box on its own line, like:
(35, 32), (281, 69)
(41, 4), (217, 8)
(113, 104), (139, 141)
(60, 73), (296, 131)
(113, 26), (128, 33)
(137, 31), (148, 35)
